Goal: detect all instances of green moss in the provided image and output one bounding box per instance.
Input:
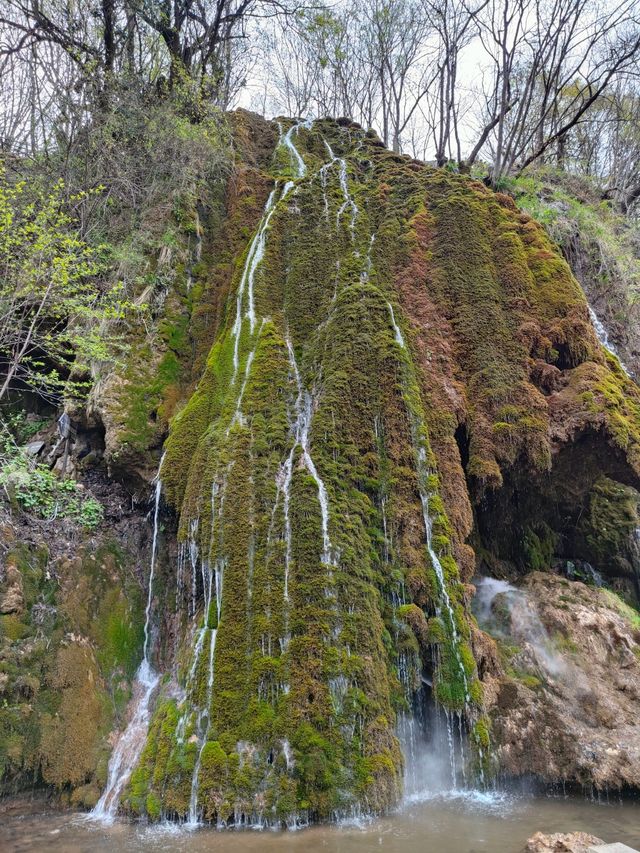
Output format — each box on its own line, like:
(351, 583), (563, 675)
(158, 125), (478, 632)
(115, 117), (640, 820)
(602, 589), (640, 630)
(0, 539), (143, 798)
(523, 522), (557, 572)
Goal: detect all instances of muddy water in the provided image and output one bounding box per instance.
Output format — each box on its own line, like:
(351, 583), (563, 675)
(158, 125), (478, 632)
(2, 791), (639, 853)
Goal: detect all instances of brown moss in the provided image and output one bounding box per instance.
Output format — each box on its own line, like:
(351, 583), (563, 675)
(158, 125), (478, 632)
(39, 644), (107, 787)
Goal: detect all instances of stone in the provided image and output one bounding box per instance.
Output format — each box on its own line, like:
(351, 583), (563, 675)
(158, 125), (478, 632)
(24, 440), (45, 456)
(526, 832), (604, 852)
(487, 573), (640, 790)
(588, 845), (640, 853)
(31, 603), (57, 628)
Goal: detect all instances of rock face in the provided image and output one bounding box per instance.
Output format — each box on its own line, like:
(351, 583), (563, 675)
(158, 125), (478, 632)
(479, 572), (640, 789)
(0, 475), (150, 807)
(525, 832), (605, 853)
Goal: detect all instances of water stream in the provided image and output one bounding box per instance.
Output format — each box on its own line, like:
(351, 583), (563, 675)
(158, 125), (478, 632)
(89, 458), (164, 822)
(283, 338), (334, 569)
(181, 122), (313, 821)
(231, 186), (278, 379)
(588, 304), (631, 377)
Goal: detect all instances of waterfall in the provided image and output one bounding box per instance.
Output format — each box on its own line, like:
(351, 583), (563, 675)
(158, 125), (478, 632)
(232, 126), (311, 383)
(387, 301), (406, 349)
(588, 304), (631, 377)
(385, 301), (469, 707)
(473, 576), (566, 678)
(184, 479), (225, 826)
(360, 235), (376, 283)
(284, 338), (334, 566)
(272, 337), (336, 650)
(386, 304), (472, 791)
(336, 157), (358, 236)
(317, 135), (359, 238)
(181, 126), (313, 823)
(417, 455), (469, 705)
(143, 455), (164, 660)
(89, 457), (164, 822)
(187, 625), (218, 826)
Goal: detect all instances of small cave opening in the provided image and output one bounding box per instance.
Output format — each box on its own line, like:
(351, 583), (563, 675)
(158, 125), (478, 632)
(470, 430), (640, 602)
(455, 422), (470, 471)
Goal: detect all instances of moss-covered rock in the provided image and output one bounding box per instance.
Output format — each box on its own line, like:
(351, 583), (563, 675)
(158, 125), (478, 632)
(84, 114), (640, 820)
(0, 538), (144, 800)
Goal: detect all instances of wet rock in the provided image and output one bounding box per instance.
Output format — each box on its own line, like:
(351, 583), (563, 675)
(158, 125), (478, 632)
(526, 832), (604, 852)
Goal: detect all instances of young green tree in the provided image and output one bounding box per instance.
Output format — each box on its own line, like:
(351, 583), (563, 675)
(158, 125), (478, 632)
(0, 168), (127, 403)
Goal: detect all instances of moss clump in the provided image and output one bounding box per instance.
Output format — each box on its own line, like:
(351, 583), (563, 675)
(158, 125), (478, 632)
(578, 477), (639, 569)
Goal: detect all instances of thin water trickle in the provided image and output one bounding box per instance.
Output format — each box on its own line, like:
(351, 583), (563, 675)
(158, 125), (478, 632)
(281, 120), (309, 178)
(284, 338), (334, 567)
(418, 474), (470, 704)
(272, 337), (337, 649)
(335, 157), (358, 236)
(360, 234), (375, 283)
(89, 457), (164, 822)
(231, 186), (278, 379)
(387, 301), (406, 349)
(187, 626), (217, 827)
(588, 304), (631, 377)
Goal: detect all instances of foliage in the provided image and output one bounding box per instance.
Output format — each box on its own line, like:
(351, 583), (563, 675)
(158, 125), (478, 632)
(0, 168), (133, 404)
(0, 421), (103, 528)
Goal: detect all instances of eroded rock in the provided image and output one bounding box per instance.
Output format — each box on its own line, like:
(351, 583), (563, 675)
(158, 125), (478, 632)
(483, 572), (640, 789)
(525, 831), (604, 852)
(0, 559), (24, 614)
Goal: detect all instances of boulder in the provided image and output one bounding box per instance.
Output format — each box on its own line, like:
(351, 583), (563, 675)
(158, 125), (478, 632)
(526, 832), (604, 852)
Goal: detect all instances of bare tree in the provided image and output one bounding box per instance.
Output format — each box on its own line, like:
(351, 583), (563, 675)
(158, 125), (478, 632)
(423, 0), (486, 166)
(467, 0), (640, 185)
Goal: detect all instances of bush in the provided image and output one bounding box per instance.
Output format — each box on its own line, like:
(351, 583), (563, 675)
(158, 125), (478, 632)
(0, 422), (103, 529)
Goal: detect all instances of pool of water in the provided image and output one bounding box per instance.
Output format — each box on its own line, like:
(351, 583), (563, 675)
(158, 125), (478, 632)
(2, 790), (639, 853)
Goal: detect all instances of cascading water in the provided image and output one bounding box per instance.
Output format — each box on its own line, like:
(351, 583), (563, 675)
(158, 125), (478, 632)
(386, 302), (467, 694)
(385, 307), (475, 795)
(317, 134), (360, 240)
(231, 187), (278, 379)
(588, 304), (631, 377)
(281, 119), (310, 177)
(89, 458), (164, 822)
(336, 157), (358, 237)
(387, 301), (406, 349)
(186, 560), (220, 827)
(284, 338), (334, 568)
(181, 124), (314, 824)
(417, 459), (470, 702)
